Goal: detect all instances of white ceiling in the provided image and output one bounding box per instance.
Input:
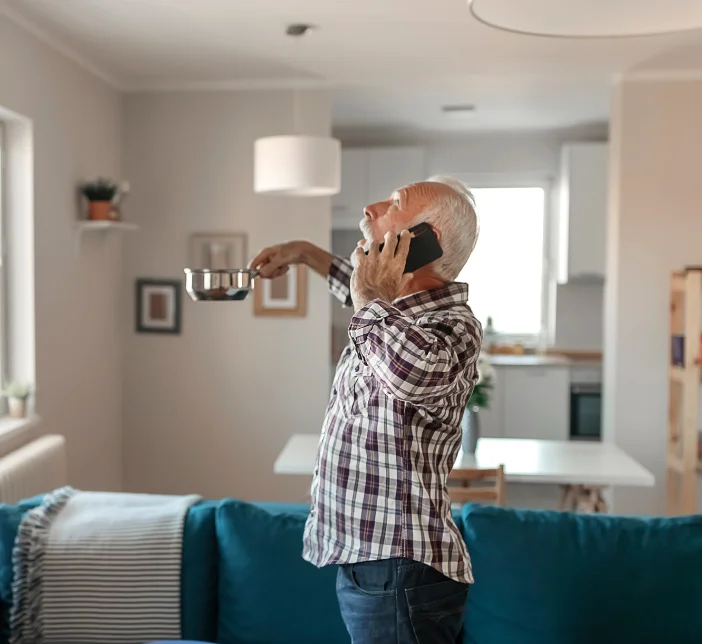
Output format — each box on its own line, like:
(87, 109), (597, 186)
(3, 0), (702, 132)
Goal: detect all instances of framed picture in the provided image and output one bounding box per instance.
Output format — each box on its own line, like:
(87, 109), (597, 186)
(189, 233), (247, 270)
(254, 265), (307, 317)
(136, 279), (182, 334)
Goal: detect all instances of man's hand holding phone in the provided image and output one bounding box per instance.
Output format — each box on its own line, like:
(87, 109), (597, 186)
(351, 229), (414, 312)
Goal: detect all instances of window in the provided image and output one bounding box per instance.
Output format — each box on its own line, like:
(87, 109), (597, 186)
(0, 120), (7, 390)
(0, 122), (6, 403)
(457, 186), (547, 338)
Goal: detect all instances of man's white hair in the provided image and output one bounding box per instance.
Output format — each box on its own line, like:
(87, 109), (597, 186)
(415, 175), (479, 282)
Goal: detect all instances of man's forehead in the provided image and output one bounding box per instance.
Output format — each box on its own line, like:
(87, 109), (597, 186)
(393, 181), (443, 199)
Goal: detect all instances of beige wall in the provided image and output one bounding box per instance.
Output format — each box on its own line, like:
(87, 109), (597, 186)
(122, 91), (332, 501)
(604, 79), (702, 514)
(0, 15), (124, 490)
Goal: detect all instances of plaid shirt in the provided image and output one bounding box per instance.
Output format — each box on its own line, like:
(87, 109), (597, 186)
(302, 256), (482, 583)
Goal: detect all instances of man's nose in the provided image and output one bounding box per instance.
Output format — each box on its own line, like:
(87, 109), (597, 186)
(364, 202), (383, 220)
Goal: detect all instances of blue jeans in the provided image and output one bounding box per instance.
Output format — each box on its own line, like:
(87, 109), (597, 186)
(336, 558), (468, 644)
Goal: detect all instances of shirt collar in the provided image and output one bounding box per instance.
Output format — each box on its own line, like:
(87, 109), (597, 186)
(391, 281), (470, 316)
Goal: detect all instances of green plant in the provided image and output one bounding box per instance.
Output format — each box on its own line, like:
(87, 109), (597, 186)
(467, 352), (495, 409)
(2, 381), (31, 400)
(80, 178), (118, 202)
(468, 380), (492, 409)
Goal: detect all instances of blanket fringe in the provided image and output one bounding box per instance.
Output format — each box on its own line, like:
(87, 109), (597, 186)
(9, 486), (77, 644)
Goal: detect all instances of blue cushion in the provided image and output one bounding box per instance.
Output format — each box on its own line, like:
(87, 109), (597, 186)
(460, 504), (702, 644)
(181, 500), (219, 643)
(216, 500), (349, 644)
(0, 496), (43, 643)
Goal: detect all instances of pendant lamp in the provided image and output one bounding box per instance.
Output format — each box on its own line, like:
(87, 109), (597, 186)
(254, 25), (340, 196)
(254, 135), (340, 196)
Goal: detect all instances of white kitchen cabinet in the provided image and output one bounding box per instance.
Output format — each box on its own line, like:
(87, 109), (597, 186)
(501, 367), (570, 441)
(569, 364), (602, 385)
(332, 147), (425, 229)
(332, 149), (367, 228)
(558, 142), (608, 283)
(366, 147), (425, 203)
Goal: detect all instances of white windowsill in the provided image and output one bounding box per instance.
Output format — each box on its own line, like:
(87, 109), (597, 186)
(0, 415), (40, 445)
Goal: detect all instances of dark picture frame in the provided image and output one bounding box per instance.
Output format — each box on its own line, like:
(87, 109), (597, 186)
(135, 279), (182, 334)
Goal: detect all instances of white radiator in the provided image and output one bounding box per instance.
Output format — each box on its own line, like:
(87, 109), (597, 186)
(0, 435), (67, 504)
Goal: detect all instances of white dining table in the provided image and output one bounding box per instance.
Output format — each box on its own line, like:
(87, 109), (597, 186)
(274, 434), (655, 512)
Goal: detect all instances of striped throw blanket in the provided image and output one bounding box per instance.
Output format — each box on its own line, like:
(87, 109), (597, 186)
(10, 487), (201, 644)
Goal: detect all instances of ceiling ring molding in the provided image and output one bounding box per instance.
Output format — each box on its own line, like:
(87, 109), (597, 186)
(468, 0), (702, 39)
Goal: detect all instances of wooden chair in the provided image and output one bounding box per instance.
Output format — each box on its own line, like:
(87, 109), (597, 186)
(448, 465), (506, 506)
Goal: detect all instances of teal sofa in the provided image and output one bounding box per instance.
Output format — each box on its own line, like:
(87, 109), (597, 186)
(2, 497), (702, 644)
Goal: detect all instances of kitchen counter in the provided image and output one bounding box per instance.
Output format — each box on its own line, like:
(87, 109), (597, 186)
(489, 355), (572, 367)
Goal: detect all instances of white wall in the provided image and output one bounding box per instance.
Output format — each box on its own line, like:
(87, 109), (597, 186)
(0, 15), (124, 490)
(604, 79), (702, 514)
(123, 90), (332, 501)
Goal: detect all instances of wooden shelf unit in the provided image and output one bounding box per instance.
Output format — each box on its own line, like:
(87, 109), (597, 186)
(667, 268), (702, 515)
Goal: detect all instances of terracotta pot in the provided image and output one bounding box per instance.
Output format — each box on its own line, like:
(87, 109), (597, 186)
(8, 398), (26, 419)
(88, 201), (115, 221)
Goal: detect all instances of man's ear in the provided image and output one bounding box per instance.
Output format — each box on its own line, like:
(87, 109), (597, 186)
(429, 224), (442, 244)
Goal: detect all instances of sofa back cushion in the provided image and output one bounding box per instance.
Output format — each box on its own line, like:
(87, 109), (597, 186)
(216, 500), (349, 644)
(0, 496), (43, 644)
(181, 500), (219, 642)
(460, 504), (702, 644)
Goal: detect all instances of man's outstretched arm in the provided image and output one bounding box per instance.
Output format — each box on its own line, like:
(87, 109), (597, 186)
(251, 240), (353, 306)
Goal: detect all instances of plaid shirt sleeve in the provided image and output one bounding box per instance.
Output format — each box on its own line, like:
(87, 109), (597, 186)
(348, 299), (482, 403)
(328, 256), (354, 307)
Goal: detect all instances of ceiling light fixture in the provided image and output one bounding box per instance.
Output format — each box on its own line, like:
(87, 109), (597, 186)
(468, 0), (702, 38)
(254, 24), (340, 197)
(442, 104), (477, 118)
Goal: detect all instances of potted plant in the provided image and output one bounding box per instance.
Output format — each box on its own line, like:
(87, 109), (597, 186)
(2, 381), (32, 419)
(80, 178), (119, 221)
(462, 352), (495, 454)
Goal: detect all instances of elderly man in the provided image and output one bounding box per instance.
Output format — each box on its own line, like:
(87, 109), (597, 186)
(251, 176), (481, 644)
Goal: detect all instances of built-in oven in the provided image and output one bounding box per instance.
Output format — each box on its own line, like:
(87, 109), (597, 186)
(570, 383), (602, 440)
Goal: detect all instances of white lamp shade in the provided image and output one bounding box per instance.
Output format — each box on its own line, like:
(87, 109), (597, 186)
(469, 0), (702, 37)
(254, 135), (341, 196)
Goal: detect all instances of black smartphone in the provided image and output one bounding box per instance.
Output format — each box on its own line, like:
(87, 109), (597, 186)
(370, 222), (443, 274)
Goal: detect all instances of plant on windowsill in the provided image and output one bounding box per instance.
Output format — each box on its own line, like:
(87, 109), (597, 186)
(1, 381), (32, 419)
(462, 352), (495, 455)
(80, 178), (129, 222)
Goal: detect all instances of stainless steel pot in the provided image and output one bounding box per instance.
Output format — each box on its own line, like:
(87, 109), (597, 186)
(184, 268), (259, 302)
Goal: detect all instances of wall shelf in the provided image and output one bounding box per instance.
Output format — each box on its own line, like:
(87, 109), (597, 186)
(75, 221), (138, 233)
(75, 219), (139, 257)
(667, 268), (702, 515)
(74, 221), (138, 255)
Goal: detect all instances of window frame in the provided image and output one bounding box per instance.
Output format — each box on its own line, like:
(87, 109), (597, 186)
(0, 122), (7, 413)
(452, 173), (555, 346)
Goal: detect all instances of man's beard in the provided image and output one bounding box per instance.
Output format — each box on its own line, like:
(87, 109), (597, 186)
(359, 218), (373, 247)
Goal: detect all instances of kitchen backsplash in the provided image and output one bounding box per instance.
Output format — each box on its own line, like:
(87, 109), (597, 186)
(554, 282), (604, 351)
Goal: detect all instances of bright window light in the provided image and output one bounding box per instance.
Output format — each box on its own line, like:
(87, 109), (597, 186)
(458, 187), (545, 336)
